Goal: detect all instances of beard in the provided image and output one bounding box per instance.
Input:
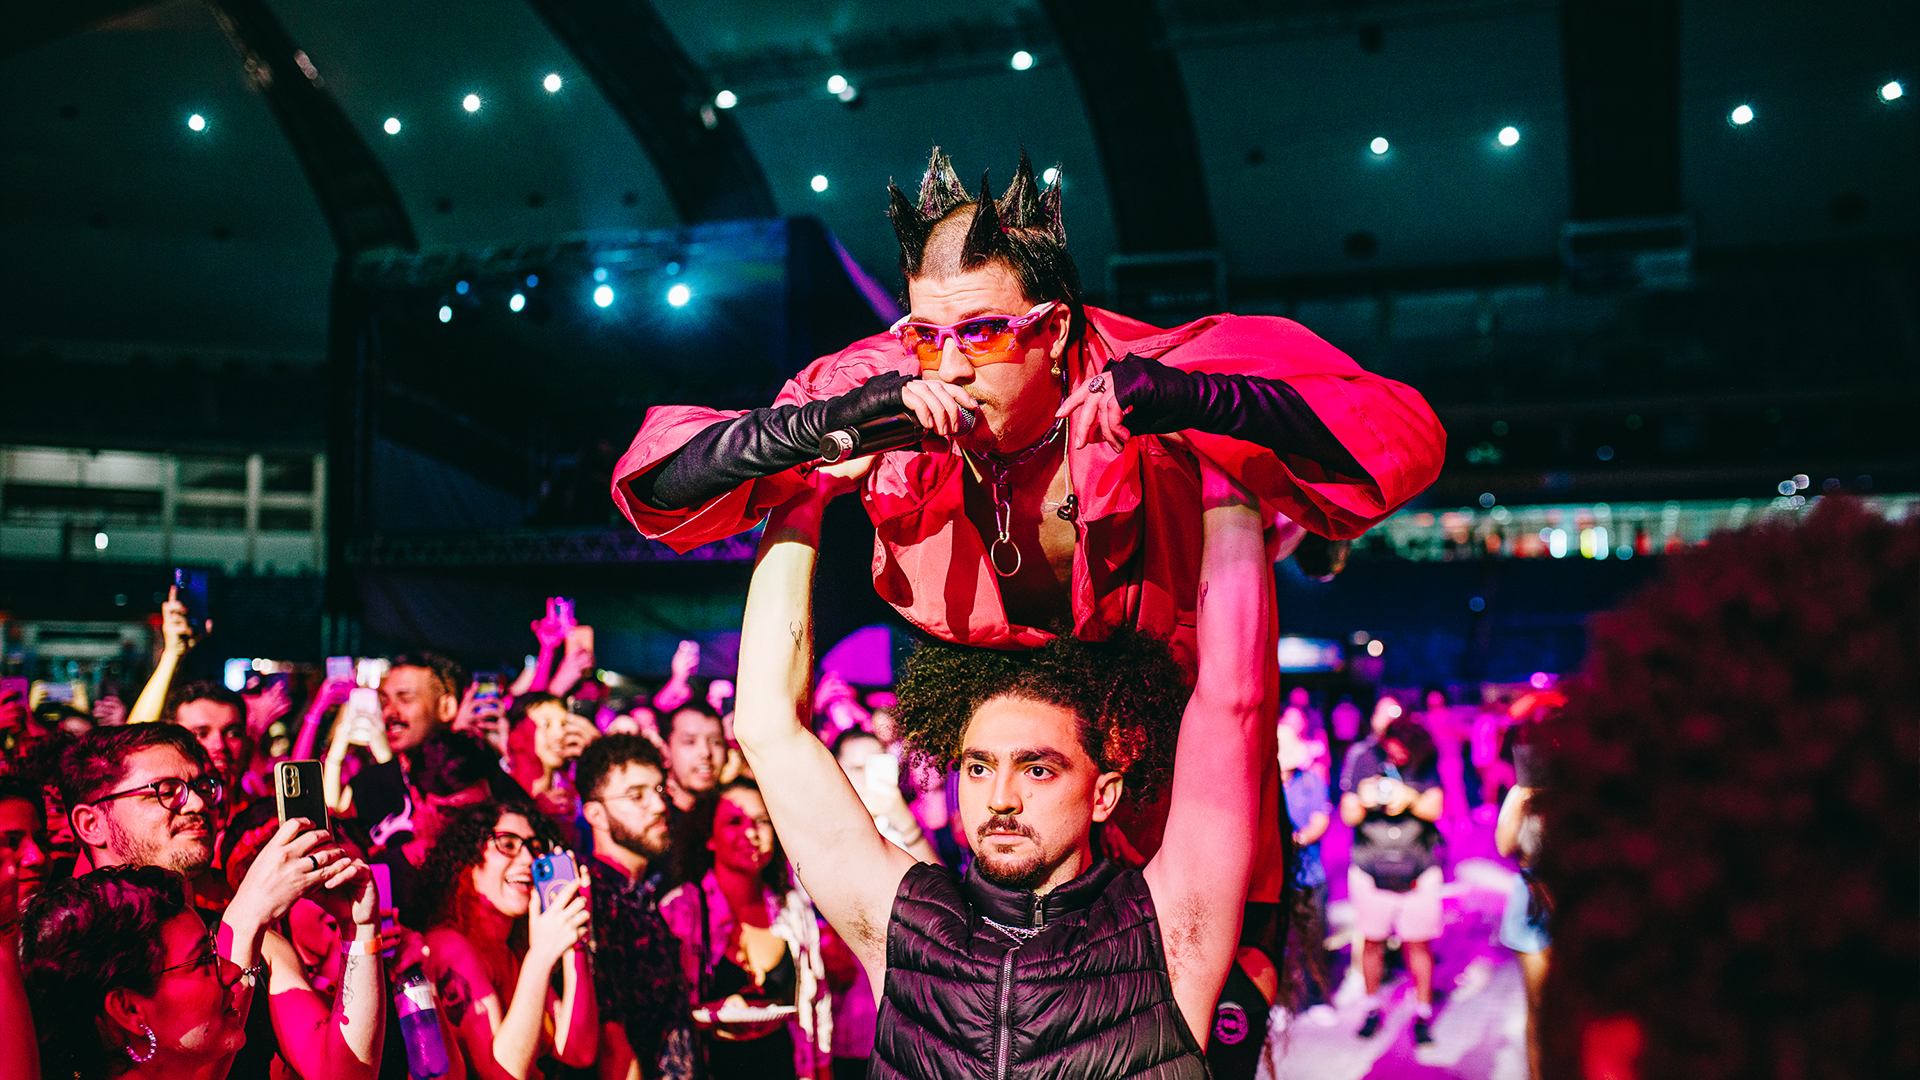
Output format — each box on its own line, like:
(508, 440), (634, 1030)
(608, 814), (670, 862)
(972, 814), (1055, 892)
(108, 812), (212, 875)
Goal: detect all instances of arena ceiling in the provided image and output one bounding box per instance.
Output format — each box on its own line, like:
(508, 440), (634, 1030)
(1, 0), (1913, 365)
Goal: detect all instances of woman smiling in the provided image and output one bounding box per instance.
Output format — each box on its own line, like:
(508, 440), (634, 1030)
(419, 800), (598, 1080)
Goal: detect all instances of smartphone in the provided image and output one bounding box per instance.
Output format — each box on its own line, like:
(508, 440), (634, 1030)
(531, 851), (578, 913)
(325, 655), (354, 682)
(865, 751), (900, 800)
(370, 863), (397, 959)
(274, 760), (330, 830)
(173, 568), (209, 630)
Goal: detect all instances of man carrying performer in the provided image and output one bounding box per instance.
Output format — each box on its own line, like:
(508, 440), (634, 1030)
(611, 148), (1445, 986)
(732, 451), (1270, 1075)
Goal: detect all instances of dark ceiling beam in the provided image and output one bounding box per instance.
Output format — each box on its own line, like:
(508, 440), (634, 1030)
(1559, 0), (1682, 221)
(207, 0), (416, 255)
(1038, 0), (1217, 254)
(523, 0), (778, 223)
(1, 0), (163, 62)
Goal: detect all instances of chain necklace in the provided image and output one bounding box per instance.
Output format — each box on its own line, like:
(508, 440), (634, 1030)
(971, 416), (1075, 578)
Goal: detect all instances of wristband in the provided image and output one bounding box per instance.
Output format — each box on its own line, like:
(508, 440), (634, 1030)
(343, 938), (381, 956)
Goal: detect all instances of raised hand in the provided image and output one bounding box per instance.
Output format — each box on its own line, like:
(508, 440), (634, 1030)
(527, 878), (592, 966)
(1055, 372), (1132, 452)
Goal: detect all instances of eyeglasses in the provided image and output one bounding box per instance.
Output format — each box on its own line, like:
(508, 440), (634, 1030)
(159, 944), (262, 988)
(890, 301), (1059, 369)
(90, 775), (225, 813)
(487, 831), (548, 859)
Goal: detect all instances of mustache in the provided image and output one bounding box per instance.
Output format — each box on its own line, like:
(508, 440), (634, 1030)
(976, 814), (1035, 841)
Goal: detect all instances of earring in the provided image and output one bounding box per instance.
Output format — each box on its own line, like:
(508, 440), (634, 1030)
(126, 1023), (158, 1064)
(1050, 362), (1061, 377)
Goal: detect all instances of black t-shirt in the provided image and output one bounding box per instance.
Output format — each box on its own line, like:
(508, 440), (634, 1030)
(1342, 749), (1442, 890)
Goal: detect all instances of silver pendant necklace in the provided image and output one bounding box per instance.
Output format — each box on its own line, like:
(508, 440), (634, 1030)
(973, 417), (1073, 578)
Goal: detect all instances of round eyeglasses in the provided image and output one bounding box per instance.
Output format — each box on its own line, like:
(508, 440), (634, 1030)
(487, 831), (548, 859)
(90, 775), (225, 813)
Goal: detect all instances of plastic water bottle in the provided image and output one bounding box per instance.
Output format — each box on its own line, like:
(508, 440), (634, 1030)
(394, 964), (451, 1079)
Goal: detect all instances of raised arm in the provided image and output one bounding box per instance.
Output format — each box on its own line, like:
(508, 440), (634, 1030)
(127, 586), (196, 725)
(732, 474), (916, 984)
(1143, 459), (1272, 1046)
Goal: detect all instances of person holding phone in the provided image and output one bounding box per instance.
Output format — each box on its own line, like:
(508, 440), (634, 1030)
(126, 583), (209, 728)
(660, 779), (839, 1079)
(1339, 716), (1445, 1044)
(418, 800), (597, 1080)
(57, 723), (387, 1080)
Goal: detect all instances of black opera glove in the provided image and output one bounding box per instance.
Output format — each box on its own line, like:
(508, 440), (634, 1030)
(637, 371), (915, 511)
(1101, 352), (1367, 479)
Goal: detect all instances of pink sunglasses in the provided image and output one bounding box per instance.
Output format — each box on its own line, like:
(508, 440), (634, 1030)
(889, 301), (1060, 369)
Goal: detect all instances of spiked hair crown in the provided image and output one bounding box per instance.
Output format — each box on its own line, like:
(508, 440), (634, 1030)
(887, 147), (1083, 310)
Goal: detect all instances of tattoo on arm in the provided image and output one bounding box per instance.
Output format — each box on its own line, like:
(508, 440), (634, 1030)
(334, 956), (359, 1016)
(790, 621), (804, 648)
(1198, 581), (1209, 609)
(437, 967), (474, 1028)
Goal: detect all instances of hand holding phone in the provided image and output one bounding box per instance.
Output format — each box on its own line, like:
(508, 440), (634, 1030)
(275, 760), (331, 831)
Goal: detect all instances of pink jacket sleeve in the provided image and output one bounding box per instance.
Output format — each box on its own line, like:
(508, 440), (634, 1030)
(1143, 315), (1446, 539)
(609, 335), (912, 552)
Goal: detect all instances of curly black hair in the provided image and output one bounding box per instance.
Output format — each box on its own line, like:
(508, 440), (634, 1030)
(891, 625), (1190, 801)
(21, 865), (188, 1080)
(1535, 498), (1919, 1080)
(416, 798), (566, 941)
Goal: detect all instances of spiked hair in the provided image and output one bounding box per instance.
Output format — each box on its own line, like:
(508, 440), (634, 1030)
(888, 147), (1084, 336)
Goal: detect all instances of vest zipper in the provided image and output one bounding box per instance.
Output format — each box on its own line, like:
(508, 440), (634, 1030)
(994, 942), (1019, 1080)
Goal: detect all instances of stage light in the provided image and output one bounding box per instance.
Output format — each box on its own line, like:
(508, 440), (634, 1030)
(593, 285), (614, 308)
(1777, 480), (1796, 496)
(94, 532), (108, 550)
(1596, 445), (1614, 461)
(1548, 528), (1568, 559)
(1011, 50), (1034, 71)
(463, 94), (481, 113)
(835, 84), (860, 104)
(1370, 136), (1389, 155)
(826, 74), (848, 95)
(438, 305), (452, 323)
(593, 267), (608, 282)
(509, 292), (526, 312)
(667, 283), (691, 307)
(1498, 125), (1520, 147)
(1468, 596), (1485, 612)
(187, 113), (207, 132)
(1043, 167), (1059, 185)
(1530, 671), (1550, 689)
(384, 117), (401, 134)
(811, 174), (829, 192)
(1479, 492), (1496, 508)
(1880, 80), (1904, 102)
(715, 90), (738, 109)
(525, 274), (539, 287)
(455, 280), (470, 295)
(543, 73), (562, 93)
(1366, 639), (1385, 657)
(1793, 473), (1809, 490)
(1729, 103), (1754, 126)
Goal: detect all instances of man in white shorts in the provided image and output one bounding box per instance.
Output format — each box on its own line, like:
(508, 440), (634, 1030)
(1339, 716), (1445, 1044)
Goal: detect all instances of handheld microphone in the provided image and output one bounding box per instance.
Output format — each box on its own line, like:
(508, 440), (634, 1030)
(819, 406), (975, 463)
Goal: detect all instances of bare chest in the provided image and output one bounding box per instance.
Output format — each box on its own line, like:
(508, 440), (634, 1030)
(961, 453), (1077, 630)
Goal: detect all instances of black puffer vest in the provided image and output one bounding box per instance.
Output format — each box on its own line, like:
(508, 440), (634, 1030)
(871, 859), (1209, 1080)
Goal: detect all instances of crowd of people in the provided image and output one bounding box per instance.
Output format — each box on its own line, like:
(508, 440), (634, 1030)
(1, 498), (1906, 1080)
(0, 141), (1910, 1080)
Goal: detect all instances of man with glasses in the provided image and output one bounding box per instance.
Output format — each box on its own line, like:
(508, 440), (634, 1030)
(58, 723), (386, 1080)
(575, 734), (695, 1080)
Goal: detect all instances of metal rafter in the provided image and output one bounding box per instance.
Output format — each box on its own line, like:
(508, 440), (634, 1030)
(207, 0), (417, 255)
(1039, 0), (1217, 254)
(523, 0), (779, 223)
